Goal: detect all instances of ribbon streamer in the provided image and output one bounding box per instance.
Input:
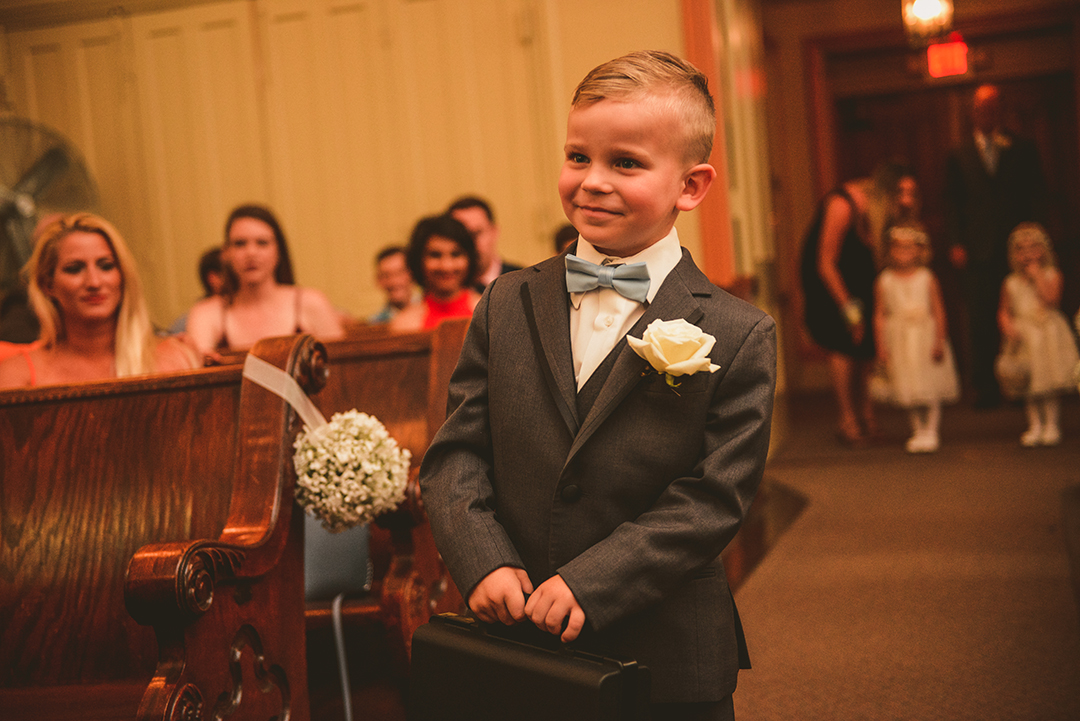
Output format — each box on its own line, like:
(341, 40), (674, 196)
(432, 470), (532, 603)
(244, 354), (351, 721)
(242, 354), (327, 430)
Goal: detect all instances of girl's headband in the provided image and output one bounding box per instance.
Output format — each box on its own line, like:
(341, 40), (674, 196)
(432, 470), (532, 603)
(888, 226), (928, 246)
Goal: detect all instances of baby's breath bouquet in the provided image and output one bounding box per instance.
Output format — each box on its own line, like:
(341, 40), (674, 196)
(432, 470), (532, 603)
(293, 410), (412, 533)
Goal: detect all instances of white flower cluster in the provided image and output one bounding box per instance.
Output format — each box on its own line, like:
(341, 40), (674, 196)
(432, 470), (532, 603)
(293, 410), (412, 533)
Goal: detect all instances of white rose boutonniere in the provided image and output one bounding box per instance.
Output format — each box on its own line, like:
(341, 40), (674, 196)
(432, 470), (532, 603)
(628, 318), (720, 393)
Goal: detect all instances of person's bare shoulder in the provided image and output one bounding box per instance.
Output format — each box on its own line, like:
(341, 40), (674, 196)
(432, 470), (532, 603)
(154, 335), (200, 373)
(188, 293), (226, 320)
(389, 302), (425, 333)
(297, 285), (345, 339)
(185, 295), (226, 354)
(298, 285), (338, 318)
(0, 350), (35, 389)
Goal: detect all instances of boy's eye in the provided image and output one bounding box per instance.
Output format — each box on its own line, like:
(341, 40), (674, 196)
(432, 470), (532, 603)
(615, 158), (640, 170)
(567, 153), (588, 164)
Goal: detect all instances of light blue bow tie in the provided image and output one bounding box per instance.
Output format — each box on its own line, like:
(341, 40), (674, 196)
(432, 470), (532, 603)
(565, 254), (650, 304)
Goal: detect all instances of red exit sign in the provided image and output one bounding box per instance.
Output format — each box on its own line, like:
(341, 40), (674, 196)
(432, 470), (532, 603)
(927, 38), (968, 78)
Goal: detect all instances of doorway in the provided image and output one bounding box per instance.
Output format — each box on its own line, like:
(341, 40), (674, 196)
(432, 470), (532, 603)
(802, 11), (1080, 396)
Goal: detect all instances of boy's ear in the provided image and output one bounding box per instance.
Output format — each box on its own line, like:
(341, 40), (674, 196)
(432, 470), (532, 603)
(675, 163), (717, 212)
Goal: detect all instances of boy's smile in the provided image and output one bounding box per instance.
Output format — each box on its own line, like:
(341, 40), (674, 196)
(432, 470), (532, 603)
(558, 96), (713, 258)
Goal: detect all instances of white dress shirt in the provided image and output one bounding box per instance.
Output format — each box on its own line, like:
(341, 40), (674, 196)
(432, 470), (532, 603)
(569, 228), (683, 389)
(975, 130), (999, 175)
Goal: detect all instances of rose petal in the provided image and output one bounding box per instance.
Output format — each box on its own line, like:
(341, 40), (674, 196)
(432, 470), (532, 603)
(656, 335), (704, 364)
(628, 334), (669, 371)
(666, 357), (713, 376)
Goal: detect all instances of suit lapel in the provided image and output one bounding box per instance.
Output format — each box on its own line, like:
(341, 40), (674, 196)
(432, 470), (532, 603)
(521, 257), (580, 435)
(566, 251), (711, 463)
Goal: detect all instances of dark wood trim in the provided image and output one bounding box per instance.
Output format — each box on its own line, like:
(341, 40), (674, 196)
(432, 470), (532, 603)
(0, 365), (241, 406)
(803, 5), (1080, 201)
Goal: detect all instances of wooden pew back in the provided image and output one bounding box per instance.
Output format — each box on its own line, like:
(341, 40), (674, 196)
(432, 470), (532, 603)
(0, 335), (321, 721)
(316, 318), (468, 459)
(0, 367), (242, 690)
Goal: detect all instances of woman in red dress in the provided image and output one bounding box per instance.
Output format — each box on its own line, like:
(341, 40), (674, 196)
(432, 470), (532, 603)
(390, 214), (481, 332)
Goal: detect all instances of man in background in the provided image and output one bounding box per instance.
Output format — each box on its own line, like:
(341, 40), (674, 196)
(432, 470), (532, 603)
(368, 245), (418, 324)
(945, 84), (1046, 408)
(447, 196), (522, 291)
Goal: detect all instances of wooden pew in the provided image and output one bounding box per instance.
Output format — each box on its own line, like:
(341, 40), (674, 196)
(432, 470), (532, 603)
(304, 319), (468, 666)
(0, 335), (323, 721)
(212, 320), (469, 666)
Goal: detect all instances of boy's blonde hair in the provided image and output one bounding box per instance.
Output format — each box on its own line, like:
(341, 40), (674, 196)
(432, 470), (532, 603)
(572, 50), (715, 164)
(886, 220), (931, 267)
(26, 212), (157, 377)
(1008, 222), (1057, 271)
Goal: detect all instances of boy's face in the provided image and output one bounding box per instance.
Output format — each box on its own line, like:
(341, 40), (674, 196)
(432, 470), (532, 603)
(558, 96), (711, 257)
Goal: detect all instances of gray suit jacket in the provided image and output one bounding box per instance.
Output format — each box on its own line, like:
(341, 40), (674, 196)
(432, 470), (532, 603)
(419, 248), (776, 702)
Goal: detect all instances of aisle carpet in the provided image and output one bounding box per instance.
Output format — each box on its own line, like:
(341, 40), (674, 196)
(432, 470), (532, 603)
(734, 394), (1080, 720)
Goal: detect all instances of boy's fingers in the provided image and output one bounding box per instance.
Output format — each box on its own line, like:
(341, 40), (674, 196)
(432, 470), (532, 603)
(524, 592), (550, 625)
(494, 601), (517, 626)
(544, 603), (571, 635)
(504, 588), (527, 623)
(515, 568), (535, 595)
(561, 608), (586, 643)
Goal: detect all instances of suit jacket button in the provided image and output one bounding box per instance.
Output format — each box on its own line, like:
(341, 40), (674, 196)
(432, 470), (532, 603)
(560, 484), (581, 502)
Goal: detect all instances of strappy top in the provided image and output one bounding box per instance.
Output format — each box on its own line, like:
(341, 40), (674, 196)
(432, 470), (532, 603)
(19, 348), (36, 386)
(219, 287), (303, 351)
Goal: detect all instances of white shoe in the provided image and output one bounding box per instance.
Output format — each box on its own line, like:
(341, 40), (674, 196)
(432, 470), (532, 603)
(1040, 426), (1061, 446)
(905, 432), (938, 454)
(1021, 427), (1042, 448)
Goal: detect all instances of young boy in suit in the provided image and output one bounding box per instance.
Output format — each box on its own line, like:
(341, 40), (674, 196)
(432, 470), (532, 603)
(419, 50), (776, 720)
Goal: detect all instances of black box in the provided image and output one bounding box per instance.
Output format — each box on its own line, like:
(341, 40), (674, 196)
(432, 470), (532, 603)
(409, 613), (650, 720)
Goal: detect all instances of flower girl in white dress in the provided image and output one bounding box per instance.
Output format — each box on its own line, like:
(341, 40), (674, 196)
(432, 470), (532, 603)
(998, 223), (1079, 447)
(874, 223), (959, 453)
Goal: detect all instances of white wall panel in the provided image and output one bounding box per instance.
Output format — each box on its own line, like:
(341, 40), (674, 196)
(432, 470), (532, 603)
(263, 0), (345, 311)
(131, 1), (266, 322)
(4, 0), (690, 321)
(7, 19), (154, 314)
(260, 0), (557, 315)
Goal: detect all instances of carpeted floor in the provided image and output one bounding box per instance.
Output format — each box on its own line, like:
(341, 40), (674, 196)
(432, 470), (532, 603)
(733, 393), (1080, 720)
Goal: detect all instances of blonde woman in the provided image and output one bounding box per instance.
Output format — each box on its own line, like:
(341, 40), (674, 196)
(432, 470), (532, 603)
(0, 213), (196, 388)
(800, 161), (920, 445)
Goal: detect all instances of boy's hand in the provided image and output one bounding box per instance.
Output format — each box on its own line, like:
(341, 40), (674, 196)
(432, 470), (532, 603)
(468, 567), (534, 626)
(525, 574), (586, 643)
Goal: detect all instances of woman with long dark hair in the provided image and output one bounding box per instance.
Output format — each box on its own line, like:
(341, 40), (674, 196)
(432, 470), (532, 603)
(186, 204), (344, 358)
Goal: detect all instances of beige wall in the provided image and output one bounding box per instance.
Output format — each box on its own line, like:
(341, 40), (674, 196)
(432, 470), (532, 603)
(2, 0), (716, 325)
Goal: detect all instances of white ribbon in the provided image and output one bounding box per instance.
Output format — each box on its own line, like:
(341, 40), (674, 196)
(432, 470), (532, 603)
(242, 354), (327, 431)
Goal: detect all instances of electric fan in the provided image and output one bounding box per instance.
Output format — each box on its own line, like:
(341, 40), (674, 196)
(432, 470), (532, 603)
(0, 114), (100, 340)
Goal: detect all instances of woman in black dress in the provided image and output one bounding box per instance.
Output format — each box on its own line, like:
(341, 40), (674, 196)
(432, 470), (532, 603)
(801, 162), (919, 445)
